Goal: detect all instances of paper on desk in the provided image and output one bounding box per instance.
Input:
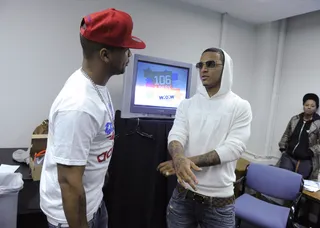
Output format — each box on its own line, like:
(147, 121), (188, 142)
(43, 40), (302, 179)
(304, 180), (320, 192)
(0, 164), (20, 174)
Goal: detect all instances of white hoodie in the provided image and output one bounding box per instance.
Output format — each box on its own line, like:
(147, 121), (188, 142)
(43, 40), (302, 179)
(168, 50), (252, 197)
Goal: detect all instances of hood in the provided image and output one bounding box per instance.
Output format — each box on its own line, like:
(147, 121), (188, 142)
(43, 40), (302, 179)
(298, 112), (320, 121)
(196, 49), (233, 99)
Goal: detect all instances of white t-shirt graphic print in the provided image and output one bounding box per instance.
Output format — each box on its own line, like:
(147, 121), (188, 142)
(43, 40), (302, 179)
(40, 69), (115, 226)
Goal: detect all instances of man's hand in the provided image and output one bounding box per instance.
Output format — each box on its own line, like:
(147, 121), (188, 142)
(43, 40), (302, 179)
(173, 154), (201, 191)
(157, 160), (176, 176)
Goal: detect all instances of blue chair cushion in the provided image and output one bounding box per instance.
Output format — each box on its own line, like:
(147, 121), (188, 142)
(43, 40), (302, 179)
(235, 194), (290, 228)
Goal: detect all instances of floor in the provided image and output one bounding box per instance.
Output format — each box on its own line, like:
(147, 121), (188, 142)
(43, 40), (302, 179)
(17, 213), (258, 228)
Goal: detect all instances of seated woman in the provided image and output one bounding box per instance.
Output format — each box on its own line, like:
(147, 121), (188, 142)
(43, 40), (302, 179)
(278, 93), (320, 179)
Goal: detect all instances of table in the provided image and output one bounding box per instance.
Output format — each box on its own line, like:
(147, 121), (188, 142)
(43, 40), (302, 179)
(303, 189), (320, 203)
(299, 189), (320, 226)
(0, 148), (41, 214)
(234, 158), (250, 197)
(236, 158), (250, 176)
(105, 111), (174, 228)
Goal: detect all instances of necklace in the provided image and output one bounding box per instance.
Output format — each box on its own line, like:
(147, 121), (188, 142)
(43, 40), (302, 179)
(80, 68), (114, 131)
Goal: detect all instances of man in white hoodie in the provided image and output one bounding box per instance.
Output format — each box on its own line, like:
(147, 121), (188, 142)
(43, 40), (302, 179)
(158, 48), (252, 227)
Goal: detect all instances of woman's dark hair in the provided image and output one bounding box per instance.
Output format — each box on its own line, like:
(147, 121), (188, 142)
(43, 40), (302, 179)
(303, 93), (319, 109)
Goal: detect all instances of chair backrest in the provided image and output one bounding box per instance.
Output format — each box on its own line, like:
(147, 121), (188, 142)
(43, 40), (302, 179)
(245, 163), (303, 201)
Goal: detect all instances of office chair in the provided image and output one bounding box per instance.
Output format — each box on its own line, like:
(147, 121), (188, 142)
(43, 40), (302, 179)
(235, 163), (303, 228)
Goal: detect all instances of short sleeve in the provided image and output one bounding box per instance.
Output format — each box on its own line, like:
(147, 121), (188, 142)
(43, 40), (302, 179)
(52, 110), (100, 166)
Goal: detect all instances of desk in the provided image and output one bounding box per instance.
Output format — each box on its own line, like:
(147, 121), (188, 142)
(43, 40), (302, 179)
(303, 190), (320, 203)
(0, 148), (41, 214)
(236, 158), (250, 176)
(234, 158), (250, 197)
(300, 190), (320, 226)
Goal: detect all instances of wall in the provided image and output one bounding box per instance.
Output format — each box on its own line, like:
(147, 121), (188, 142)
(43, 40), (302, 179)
(0, 0), (256, 148)
(221, 14), (256, 100)
(271, 11), (320, 158)
(246, 21), (282, 162)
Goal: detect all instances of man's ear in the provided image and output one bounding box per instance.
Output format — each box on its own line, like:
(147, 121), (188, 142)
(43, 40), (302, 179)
(100, 48), (111, 63)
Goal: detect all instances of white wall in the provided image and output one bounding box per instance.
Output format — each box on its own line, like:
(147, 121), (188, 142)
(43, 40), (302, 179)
(3, 0), (318, 162)
(0, 0), (256, 148)
(222, 15), (256, 100)
(246, 21), (281, 161)
(271, 11), (320, 158)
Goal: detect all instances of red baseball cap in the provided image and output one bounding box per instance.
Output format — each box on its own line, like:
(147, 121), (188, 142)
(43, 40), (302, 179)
(80, 8), (146, 49)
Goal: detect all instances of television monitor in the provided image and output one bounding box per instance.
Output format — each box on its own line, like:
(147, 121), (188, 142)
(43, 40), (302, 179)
(121, 54), (194, 118)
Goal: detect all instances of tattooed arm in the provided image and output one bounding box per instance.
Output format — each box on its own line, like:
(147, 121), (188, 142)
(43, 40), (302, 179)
(58, 165), (88, 228)
(190, 100), (252, 167)
(189, 150), (221, 167)
(166, 101), (201, 190)
(168, 141), (184, 160)
(168, 141), (201, 190)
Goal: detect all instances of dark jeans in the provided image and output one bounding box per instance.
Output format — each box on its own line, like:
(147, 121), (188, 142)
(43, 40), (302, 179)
(279, 152), (313, 179)
(167, 188), (235, 228)
(48, 201), (108, 228)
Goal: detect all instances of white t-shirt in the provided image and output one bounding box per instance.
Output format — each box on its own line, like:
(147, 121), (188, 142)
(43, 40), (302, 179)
(40, 69), (115, 226)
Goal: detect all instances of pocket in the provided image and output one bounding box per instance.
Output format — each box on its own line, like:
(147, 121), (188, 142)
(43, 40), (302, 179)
(88, 209), (98, 228)
(171, 187), (187, 201)
(213, 204), (235, 217)
(88, 217), (95, 228)
(167, 189), (192, 220)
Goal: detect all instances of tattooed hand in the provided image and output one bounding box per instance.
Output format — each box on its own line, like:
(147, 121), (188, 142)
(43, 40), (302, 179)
(172, 154), (201, 191)
(157, 160), (175, 176)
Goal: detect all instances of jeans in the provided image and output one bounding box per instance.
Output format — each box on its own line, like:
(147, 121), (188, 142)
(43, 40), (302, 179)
(279, 152), (312, 179)
(167, 188), (235, 228)
(48, 201), (108, 228)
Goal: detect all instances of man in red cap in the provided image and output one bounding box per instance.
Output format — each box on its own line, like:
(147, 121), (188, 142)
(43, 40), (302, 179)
(39, 8), (145, 228)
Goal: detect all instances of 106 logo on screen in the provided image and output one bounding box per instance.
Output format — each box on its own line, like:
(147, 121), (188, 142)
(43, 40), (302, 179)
(144, 69), (174, 88)
(153, 75), (172, 86)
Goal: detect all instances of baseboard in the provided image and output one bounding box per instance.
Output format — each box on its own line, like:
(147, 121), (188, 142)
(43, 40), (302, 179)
(242, 151), (280, 165)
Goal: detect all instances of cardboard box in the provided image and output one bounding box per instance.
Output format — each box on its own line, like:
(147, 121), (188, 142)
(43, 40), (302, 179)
(29, 134), (47, 181)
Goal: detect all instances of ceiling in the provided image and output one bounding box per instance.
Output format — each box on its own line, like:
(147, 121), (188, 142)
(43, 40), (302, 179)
(178, 0), (320, 24)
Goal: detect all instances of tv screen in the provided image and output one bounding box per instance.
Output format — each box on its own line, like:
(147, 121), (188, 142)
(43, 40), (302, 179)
(124, 54), (193, 117)
(133, 60), (189, 109)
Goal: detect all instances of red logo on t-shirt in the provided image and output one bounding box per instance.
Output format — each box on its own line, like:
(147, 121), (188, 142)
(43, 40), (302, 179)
(108, 132), (115, 140)
(97, 131), (115, 163)
(97, 147), (113, 163)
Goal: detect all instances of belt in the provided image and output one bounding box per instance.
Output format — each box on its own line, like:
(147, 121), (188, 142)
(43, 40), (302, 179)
(176, 184), (235, 208)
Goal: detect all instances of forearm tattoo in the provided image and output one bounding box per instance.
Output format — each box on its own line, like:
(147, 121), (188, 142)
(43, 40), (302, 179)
(168, 141), (184, 159)
(192, 151), (221, 167)
(168, 141), (185, 170)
